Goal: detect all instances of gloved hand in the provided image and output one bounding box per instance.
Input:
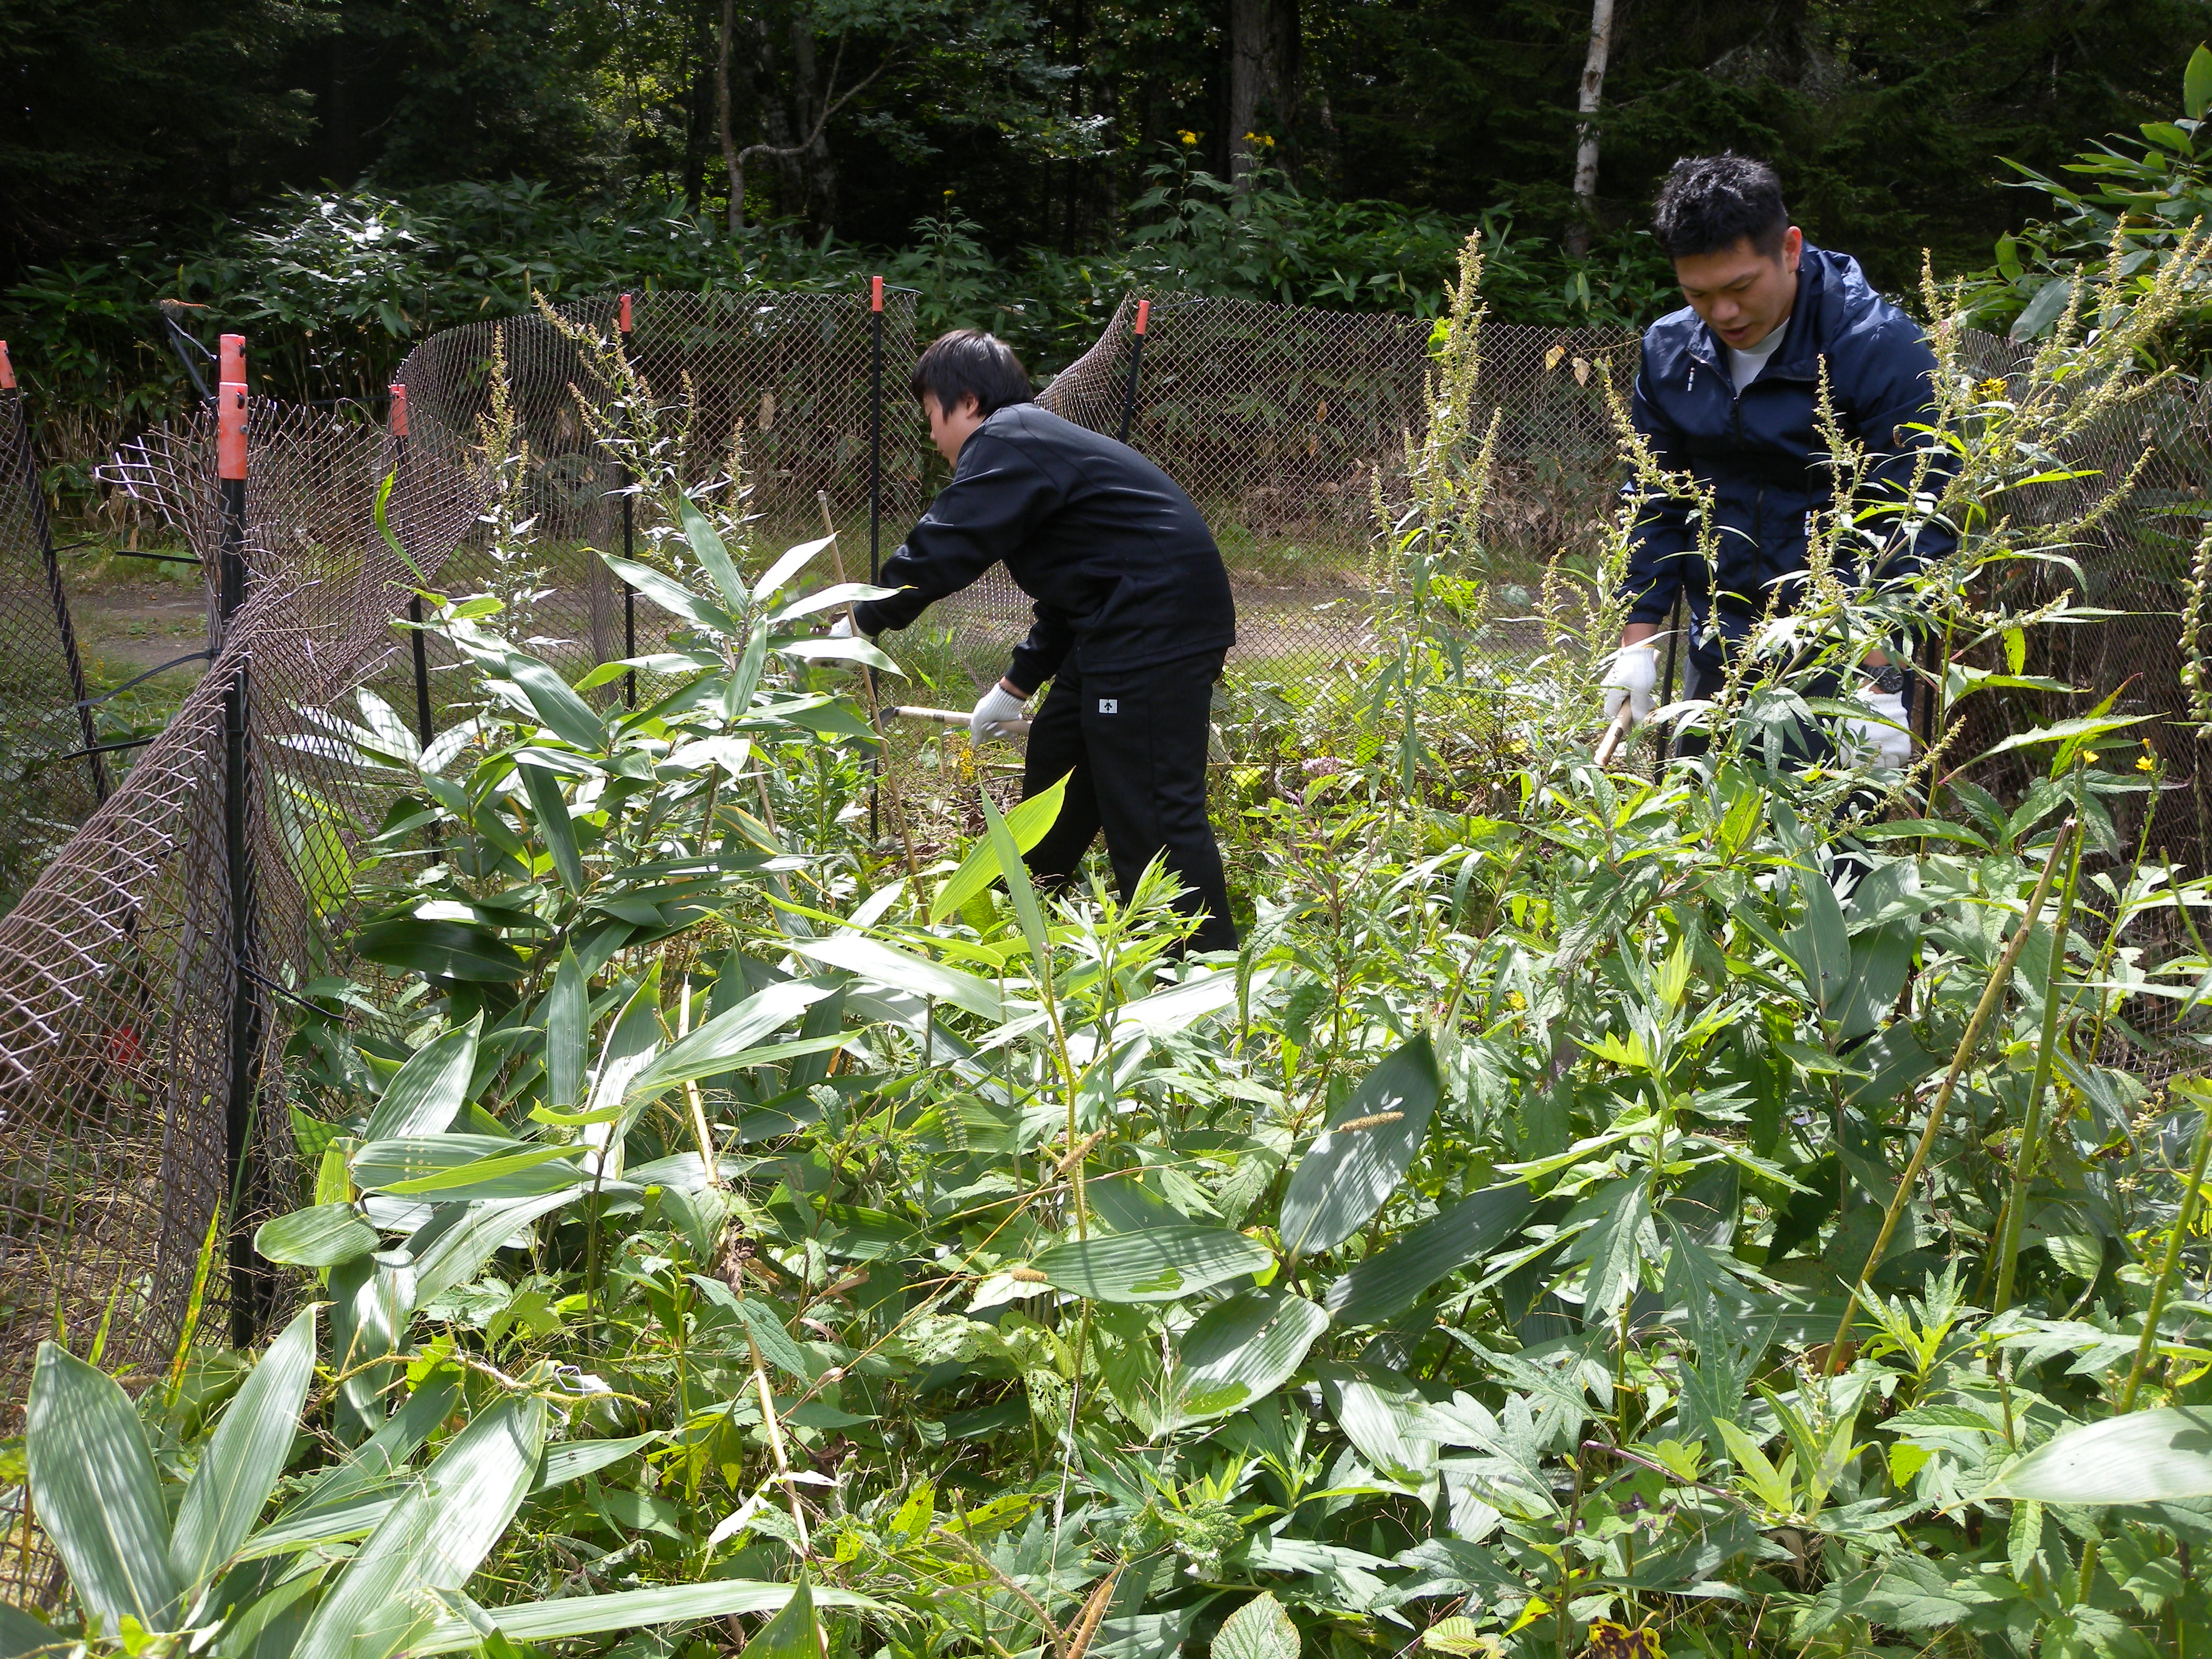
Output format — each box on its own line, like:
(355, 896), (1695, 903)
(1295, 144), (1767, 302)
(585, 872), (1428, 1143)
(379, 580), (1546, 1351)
(1845, 688), (1912, 770)
(1601, 645), (1657, 726)
(827, 614), (855, 640)
(970, 681), (1030, 745)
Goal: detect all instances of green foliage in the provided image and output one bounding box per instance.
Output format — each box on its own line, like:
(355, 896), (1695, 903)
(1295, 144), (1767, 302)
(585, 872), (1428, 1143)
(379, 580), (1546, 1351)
(26, 234), (2212, 1659)
(1958, 46), (2212, 367)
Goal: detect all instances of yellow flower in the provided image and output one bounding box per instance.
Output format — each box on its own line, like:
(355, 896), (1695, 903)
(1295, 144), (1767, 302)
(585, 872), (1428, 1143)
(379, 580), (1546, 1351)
(1505, 991), (1527, 1011)
(1243, 131), (1275, 148)
(1977, 377), (2009, 399)
(2138, 754), (2158, 773)
(1177, 129), (1199, 146)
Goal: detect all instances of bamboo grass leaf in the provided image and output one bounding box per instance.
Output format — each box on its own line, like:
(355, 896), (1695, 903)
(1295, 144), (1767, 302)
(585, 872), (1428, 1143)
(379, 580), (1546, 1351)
(26, 1343), (182, 1636)
(170, 1304), (319, 1589)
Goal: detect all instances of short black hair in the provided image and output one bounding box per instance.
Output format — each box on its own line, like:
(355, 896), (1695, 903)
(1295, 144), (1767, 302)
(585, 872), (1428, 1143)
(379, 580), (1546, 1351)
(1652, 155), (1789, 260)
(910, 329), (1033, 417)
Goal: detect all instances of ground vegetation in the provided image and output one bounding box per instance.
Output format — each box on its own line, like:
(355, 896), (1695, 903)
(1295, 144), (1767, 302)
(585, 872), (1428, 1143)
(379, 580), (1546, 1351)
(14, 218), (2212, 1659)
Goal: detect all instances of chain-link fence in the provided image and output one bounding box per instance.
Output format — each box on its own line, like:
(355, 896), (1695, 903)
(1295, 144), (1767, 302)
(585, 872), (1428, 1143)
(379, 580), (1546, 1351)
(1, 280), (2209, 1498)
(0, 380), (107, 911)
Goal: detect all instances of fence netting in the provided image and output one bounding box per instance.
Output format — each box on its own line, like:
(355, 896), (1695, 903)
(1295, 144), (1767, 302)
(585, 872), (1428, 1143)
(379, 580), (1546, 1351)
(0, 282), (2205, 1552)
(0, 387), (106, 911)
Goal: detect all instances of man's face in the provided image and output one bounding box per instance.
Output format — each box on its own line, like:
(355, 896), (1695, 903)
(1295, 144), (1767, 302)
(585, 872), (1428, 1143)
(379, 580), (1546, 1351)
(1673, 226), (1803, 350)
(922, 391), (985, 466)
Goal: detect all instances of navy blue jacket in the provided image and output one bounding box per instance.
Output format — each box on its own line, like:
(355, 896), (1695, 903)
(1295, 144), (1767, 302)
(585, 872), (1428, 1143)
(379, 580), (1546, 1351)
(853, 403), (1235, 694)
(1620, 245), (1953, 644)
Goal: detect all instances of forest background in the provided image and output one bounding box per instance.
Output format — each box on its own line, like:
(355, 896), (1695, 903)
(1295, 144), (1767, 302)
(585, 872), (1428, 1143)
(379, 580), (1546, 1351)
(5, 0), (2212, 502)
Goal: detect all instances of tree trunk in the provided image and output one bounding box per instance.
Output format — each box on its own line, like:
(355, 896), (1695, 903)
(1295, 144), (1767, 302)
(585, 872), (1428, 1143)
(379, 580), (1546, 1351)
(718, 0), (745, 231)
(1564, 0), (1616, 259)
(1227, 0), (1298, 190)
(785, 16), (837, 231)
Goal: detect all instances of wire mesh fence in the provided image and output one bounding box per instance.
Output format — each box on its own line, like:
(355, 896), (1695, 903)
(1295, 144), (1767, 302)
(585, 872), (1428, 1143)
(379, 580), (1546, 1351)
(0, 383), (107, 911)
(0, 279), (2207, 1521)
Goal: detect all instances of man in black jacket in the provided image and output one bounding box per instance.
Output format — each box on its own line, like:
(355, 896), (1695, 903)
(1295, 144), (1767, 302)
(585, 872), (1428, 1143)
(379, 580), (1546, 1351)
(1603, 155), (1953, 764)
(847, 328), (1240, 952)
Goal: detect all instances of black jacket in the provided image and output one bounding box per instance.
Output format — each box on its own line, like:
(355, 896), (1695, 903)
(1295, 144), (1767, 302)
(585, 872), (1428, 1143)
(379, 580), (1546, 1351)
(1621, 245), (1954, 645)
(852, 403), (1235, 692)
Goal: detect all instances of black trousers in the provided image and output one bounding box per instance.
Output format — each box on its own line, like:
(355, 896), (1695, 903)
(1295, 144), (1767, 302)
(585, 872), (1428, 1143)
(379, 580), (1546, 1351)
(1020, 649), (1238, 953)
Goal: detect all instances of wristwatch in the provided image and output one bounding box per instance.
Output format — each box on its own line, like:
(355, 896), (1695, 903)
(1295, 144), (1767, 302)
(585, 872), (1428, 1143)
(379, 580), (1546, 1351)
(1865, 661), (1906, 696)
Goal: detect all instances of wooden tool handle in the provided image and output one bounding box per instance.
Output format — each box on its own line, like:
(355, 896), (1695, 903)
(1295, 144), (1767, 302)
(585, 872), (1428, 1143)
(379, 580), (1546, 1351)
(1592, 704), (1634, 769)
(882, 704), (1032, 738)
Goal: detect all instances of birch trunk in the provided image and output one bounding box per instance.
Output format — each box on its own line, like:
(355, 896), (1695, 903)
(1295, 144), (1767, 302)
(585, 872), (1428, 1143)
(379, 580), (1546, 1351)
(1564, 0), (1616, 259)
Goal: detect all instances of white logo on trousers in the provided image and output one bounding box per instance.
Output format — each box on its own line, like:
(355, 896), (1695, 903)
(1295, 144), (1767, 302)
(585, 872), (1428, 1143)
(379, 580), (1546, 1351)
(1098, 699), (1119, 713)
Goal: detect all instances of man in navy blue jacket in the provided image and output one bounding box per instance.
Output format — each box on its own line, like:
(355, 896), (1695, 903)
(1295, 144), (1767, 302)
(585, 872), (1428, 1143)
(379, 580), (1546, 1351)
(847, 329), (1239, 952)
(1602, 155), (1952, 764)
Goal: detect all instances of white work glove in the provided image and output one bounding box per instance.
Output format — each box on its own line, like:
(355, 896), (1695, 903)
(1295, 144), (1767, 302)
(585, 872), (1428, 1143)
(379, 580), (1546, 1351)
(1844, 689), (1912, 770)
(970, 681), (1029, 745)
(1601, 645), (1657, 726)
(827, 614), (855, 640)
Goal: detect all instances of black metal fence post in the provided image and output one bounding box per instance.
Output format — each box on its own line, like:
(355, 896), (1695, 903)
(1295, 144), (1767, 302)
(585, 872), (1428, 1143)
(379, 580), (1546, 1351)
(391, 383), (434, 746)
(619, 293), (637, 709)
(217, 333), (267, 1348)
(868, 276), (884, 843)
(1116, 298), (1151, 445)
(0, 340), (105, 801)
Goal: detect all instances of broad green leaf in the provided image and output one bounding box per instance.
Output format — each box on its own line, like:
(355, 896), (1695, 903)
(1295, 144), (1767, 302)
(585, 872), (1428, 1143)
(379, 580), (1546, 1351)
(725, 622), (770, 718)
(0, 1606), (54, 1659)
(329, 1255), (406, 1440)
(1421, 1616), (1498, 1656)
(745, 1574), (820, 1659)
(292, 1397), (546, 1659)
(773, 636), (904, 673)
(291, 1371), (461, 1515)
(689, 1276), (812, 1378)
(581, 966), (665, 1176)
(353, 1137), (581, 1199)
(536, 1432), (660, 1492)
(1113, 965), (1258, 1038)
(255, 1204), (379, 1268)
(1569, 1178), (1657, 1320)
(680, 494), (747, 610)
(171, 1306), (318, 1588)
(625, 979), (833, 1106)
(2188, 42), (2212, 119)
(1211, 1591), (1299, 1659)
(543, 947), (587, 1114)
(769, 581), (899, 624)
(1166, 1290), (1329, 1427)
(752, 535), (835, 602)
(786, 935), (1004, 1021)
(602, 553), (744, 633)
(358, 915), (526, 982)
(981, 790), (1050, 964)
(1985, 1407), (2212, 1503)
(518, 764), (585, 895)
(1325, 1184), (1532, 1327)
(1030, 1225), (1271, 1302)
(410, 1579), (882, 1655)
(1317, 1361), (1438, 1481)
(506, 658), (605, 751)
(361, 1017), (482, 1143)
(233, 1492), (401, 1560)
(410, 1188), (591, 1310)
(1784, 866), (1851, 1017)
(929, 773), (1070, 921)
(2009, 276), (2073, 341)
(26, 1343), (182, 1635)
(1278, 1036), (1440, 1257)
